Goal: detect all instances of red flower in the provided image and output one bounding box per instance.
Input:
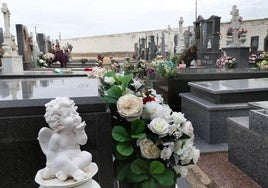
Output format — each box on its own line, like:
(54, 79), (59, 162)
(143, 96), (155, 104)
(84, 67), (93, 71)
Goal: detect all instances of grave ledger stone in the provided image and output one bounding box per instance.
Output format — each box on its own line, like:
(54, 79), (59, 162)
(0, 77), (114, 188)
(228, 101), (268, 187)
(180, 78), (268, 144)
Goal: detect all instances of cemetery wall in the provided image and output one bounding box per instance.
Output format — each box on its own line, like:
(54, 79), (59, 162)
(60, 18), (268, 58)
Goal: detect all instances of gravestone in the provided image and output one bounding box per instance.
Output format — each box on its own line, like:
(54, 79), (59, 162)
(0, 77), (114, 188)
(148, 35), (156, 60)
(0, 27), (3, 47)
(228, 103), (268, 187)
(250, 36), (259, 54)
(195, 15), (221, 67)
(1, 3), (24, 73)
(138, 37), (146, 60)
(36, 33), (47, 54)
(264, 29), (268, 52)
(178, 17), (185, 51)
(180, 78), (268, 144)
(16, 24), (34, 69)
(183, 27), (192, 49)
(222, 5), (250, 68)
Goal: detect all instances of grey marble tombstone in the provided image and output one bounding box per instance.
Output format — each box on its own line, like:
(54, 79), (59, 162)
(0, 27), (3, 47)
(16, 24), (34, 69)
(36, 33), (47, 54)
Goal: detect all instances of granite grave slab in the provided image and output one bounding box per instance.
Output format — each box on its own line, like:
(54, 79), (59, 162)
(228, 107), (268, 187)
(180, 78), (268, 144)
(0, 77), (113, 188)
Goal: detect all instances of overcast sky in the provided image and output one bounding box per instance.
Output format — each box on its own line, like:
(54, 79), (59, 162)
(0, 0), (267, 40)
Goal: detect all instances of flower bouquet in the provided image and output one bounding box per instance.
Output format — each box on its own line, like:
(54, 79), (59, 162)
(216, 56), (236, 69)
(99, 71), (200, 188)
(154, 61), (176, 79)
(37, 53), (55, 68)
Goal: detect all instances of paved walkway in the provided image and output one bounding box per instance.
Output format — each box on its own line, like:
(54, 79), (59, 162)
(180, 136), (262, 188)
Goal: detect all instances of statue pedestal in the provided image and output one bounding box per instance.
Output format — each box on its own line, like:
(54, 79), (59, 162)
(35, 163), (100, 188)
(39, 179), (101, 188)
(2, 55), (24, 73)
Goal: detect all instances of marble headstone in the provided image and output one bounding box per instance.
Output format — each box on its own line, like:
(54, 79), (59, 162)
(16, 24), (34, 66)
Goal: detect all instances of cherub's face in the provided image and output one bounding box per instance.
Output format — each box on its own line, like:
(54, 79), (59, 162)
(60, 108), (81, 130)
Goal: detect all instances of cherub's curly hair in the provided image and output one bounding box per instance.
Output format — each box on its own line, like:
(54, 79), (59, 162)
(44, 97), (78, 131)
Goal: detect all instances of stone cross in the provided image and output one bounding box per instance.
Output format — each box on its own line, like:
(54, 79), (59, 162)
(1, 3), (11, 37)
(230, 5), (242, 46)
(179, 17), (184, 34)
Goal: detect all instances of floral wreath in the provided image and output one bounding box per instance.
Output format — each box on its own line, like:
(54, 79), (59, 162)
(98, 71), (200, 187)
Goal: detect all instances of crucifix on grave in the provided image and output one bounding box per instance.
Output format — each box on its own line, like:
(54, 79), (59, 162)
(1, 3), (16, 56)
(1, 3), (24, 73)
(229, 5), (242, 47)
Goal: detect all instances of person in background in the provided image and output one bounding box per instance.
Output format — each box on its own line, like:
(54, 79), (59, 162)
(179, 45), (198, 67)
(55, 45), (68, 68)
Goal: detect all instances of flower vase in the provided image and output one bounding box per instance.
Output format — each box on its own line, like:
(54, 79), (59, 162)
(239, 34), (247, 46)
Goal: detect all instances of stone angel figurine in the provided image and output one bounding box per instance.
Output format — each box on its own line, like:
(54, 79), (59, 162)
(38, 97), (92, 182)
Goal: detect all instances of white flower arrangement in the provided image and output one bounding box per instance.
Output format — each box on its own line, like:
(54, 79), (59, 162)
(98, 71), (200, 187)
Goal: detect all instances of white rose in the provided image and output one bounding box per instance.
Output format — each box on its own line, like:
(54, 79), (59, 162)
(104, 76), (115, 84)
(131, 79), (143, 90)
(160, 146), (173, 160)
(148, 117), (170, 136)
(117, 94), (143, 122)
(172, 165), (189, 177)
(137, 138), (160, 159)
(179, 121), (194, 138)
(172, 112), (187, 125)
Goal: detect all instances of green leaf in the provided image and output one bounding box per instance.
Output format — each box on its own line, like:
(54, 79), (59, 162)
(113, 147), (129, 160)
(126, 171), (149, 183)
(131, 119), (146, 135)
(118, 74), (132, 85)
(116, 142), (134, 156)
(115, 162), (131, 181)
(141, 178), (156, 188)
(131, 159), (148, 175)
(152, 168), (175, 186)
(131, 133), (146, 139)
(103, 96), (118, 104)
(149, 161), (165, 174)
(112, 126), (131, 142)
(103, 71), (116, 77)
(107, 85), (122, 99)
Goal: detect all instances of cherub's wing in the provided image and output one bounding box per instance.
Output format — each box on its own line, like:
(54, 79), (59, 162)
(38, 127), (53, 155)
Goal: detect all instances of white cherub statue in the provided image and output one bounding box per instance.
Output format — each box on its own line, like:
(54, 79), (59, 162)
(38, 97), (92, 182)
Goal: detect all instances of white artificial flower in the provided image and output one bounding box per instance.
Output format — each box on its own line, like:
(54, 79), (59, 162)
(179, 121), (194, 138)
(173, 165), (189, 177)
(104, 76), (115, 84)
(148, 117), (170, 136)
(131, 79), (143, 90)
(137, 138), (160, 159)
(149, 89), (164, 104)
(117, 94), (143, 122)
(160, 144), (174, 160)
(142, 101), (161, 120)
(172, 112), (187, 125)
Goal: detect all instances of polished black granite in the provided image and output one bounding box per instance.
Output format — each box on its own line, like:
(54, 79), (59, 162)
(188, 78), (268, 104)
(0, 77), (98, 101)
(0, 77), (113, 188)
(154, 67), (268, 111)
